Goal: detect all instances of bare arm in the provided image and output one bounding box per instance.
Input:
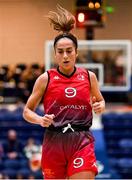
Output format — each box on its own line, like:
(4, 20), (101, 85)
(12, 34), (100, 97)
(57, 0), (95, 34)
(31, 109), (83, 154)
(23, 72), (55, 127)
(89, 71), (105, 114)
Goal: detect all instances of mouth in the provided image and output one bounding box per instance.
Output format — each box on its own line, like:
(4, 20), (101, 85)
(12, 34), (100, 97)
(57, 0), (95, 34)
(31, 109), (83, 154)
(63, 61), (69, 64)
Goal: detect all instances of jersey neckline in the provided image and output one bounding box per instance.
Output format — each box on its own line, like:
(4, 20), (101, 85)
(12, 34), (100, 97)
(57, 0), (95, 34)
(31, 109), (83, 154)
(57, 66), (76, 78)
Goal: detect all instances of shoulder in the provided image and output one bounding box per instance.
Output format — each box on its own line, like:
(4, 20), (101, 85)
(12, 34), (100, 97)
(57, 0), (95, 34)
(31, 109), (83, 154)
(76, 67), (88, 74)
(33, 72), (48, 91)
(76, 67), (98, 84)
(36, 72), (48, 83)
(47, 68), (58, 77)
(29, 72), (49, 95)
(47, 68), (57, 73)
(76, 67), (96, 83)
(88, 70), (97, 80)
(77, 67), (96, 79)
(88, 70), (98, 88)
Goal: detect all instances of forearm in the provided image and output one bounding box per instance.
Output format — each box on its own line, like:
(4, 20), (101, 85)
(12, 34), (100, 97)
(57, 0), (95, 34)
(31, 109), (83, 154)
(23, 108), (55, 127)
(23, 108), (41, 125)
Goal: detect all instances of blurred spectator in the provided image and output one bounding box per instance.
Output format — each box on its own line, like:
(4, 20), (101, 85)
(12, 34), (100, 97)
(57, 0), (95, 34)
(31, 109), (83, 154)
(24, 138), (42, 172)
(0, 65), (9, 82)
(2, 129), (25, 179)
(0, 63), (44, 103)
(26, 64), (42, 93)
(103, 51), (116, 85)
(24, 138), (41, 160)
(114, 50), (126, 85)
(3, 129), (24, 160)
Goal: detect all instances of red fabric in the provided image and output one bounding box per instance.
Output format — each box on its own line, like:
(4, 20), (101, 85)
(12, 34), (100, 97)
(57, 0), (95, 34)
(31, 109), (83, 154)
(68, 143), (98, 177)
(41, 131), (96, 179)
(43, 67), (92, 128)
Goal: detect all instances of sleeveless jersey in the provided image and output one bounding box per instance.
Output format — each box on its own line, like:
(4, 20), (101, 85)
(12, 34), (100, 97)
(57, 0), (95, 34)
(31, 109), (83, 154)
(43, 67), (93, 128)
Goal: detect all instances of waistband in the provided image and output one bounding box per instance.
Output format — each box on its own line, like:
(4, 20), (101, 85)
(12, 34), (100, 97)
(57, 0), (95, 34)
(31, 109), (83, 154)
(47, 123), (90, 133)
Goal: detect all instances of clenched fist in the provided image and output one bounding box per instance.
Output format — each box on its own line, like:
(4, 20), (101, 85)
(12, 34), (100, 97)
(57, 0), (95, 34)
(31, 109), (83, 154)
(40, 114), (55, 127)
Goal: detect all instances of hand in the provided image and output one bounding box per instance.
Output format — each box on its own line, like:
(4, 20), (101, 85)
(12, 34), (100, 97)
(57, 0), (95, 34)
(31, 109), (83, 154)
(92, 96), (105, 115)
(40, 114), (55, 127)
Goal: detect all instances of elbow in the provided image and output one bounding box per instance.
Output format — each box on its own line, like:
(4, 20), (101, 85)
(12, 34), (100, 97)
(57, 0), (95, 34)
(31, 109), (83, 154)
(23, 107), (28, 122)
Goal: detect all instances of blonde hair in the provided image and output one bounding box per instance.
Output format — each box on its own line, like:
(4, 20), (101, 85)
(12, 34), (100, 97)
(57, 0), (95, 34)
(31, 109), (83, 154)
(47, 4), (76, 33)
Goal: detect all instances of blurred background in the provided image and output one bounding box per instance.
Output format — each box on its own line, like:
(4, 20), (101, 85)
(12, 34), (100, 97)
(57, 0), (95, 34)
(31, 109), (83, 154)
(0, 0), (132, 179)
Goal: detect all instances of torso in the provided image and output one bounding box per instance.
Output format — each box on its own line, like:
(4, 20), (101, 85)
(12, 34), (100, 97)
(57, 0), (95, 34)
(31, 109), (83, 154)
(43, 67), (93, 128)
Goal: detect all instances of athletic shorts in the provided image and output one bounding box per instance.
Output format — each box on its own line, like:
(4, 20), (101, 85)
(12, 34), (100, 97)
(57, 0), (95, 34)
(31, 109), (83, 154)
(41, 130), (98, 179)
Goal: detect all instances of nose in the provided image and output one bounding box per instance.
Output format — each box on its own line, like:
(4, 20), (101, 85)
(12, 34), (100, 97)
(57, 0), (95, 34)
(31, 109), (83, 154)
(63, 52), (68, 59)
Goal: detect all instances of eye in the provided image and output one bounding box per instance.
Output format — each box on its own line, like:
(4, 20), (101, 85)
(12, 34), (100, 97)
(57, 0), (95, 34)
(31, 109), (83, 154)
(67, 50), (72, 53)
(58, 51), (63, 54)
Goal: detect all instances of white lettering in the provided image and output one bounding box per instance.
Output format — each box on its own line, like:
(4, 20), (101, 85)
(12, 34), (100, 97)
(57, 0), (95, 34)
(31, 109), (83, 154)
(60, 105), (87, 111)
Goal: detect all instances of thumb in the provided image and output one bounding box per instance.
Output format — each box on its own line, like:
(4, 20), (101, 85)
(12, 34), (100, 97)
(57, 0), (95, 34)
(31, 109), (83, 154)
(92, 96), (96, 104)
(51, 114), (55, 118)
(45, 114), (55, 119)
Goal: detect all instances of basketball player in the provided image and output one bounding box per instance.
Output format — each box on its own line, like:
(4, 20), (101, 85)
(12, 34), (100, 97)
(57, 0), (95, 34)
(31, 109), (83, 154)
(23, 5), (105, 179)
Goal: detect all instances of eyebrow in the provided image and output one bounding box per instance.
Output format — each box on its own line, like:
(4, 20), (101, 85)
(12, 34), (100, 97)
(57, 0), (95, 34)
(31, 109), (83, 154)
(57, 47), (73, 51)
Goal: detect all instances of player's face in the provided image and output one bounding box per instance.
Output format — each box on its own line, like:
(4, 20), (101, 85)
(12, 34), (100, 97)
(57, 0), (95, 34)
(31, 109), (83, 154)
(54, 38), (77, 75)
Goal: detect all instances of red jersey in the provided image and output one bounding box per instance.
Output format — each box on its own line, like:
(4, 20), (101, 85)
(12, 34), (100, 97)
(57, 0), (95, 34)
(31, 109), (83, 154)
(43, 67), (93, 128)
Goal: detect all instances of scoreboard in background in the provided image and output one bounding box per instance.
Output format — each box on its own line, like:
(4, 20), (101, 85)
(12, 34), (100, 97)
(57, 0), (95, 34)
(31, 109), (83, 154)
(75, 0), (106, 28)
